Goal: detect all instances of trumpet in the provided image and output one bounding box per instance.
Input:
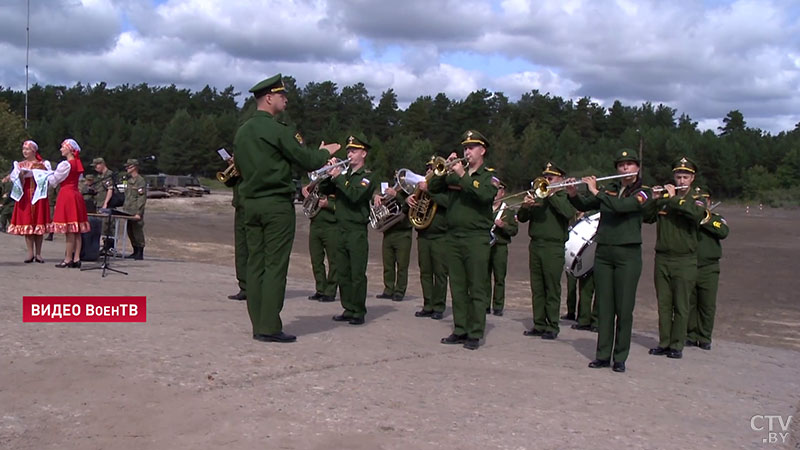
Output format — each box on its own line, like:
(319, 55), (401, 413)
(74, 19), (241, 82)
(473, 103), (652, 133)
(216, 162), (239, 183)
(308, 157), (351, 181)
(303, 158), (352, 218)
(531, 172), (639, 199)
(431, 156), (469, 176)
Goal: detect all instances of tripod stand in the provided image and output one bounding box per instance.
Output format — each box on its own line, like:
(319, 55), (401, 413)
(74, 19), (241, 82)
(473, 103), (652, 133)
(81, 213), (128, 278)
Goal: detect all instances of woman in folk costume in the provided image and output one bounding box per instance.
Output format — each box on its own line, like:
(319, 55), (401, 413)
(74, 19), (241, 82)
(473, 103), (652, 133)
(6, 140), (52, 263)
(47, 138), (90, 268)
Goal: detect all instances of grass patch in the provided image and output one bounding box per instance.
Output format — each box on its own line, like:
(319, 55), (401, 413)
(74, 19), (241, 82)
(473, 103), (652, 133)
(199, 177), (228, 192)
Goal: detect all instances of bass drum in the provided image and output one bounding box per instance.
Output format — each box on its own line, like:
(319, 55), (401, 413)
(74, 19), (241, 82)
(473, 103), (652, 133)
(564, 212), (600, 277)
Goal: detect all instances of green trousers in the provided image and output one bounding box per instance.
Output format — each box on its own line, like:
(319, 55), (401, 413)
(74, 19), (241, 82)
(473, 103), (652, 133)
(529, 242), (564, 334)
(568, 273), (597, 327)
(448, 233), (490, 339)
(688, 262), (720, 345)
(127, 219), (145, 248)
(594, 244), (641, 363)
(234, 206), (248, 293)
(654, 253), (697, 351)
(243, 196), (294, 335)
(309, 219), (338, 297)
(337, 225), (369, 319)
(381, 229), (412, 296)
(489, 243), (509, 311)
(418, 235), (448, 313)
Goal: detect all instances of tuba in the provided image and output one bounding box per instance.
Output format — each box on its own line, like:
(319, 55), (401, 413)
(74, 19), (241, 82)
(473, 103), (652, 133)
(302, 158), (351, 218)
(369, 179), (406, 232)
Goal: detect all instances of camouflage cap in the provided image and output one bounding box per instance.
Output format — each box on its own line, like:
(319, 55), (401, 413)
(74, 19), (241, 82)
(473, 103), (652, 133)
(249, 73), (286, 98)
(125, 158), (139, 168)
(345, 132), (371, 151)
(460, 129), (490, 148)
(92, 157), (105, 165)
(614, 148), (640, 165)
(672, 156), (698, 174)
(542, 161), (566, 177)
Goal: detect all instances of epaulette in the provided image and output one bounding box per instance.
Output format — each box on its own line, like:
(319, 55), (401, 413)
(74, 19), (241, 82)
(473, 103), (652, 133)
(486, 167), (495, 172)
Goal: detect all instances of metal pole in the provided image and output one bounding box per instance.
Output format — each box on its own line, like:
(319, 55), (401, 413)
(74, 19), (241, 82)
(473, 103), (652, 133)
(25, 0), (30, 129)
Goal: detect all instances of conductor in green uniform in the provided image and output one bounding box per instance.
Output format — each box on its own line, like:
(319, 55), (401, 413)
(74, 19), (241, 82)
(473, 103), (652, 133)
(517, 162), (575, 339)
(375, 182), (413, 301)
(430, 130), (497, 350)
(566, 150), (651, 373)
(304, 183), (338, 303)
(122, 159), (147, 260)
(488, 179), (518, 316)
(687, 193), (729, 350)
(644, 157), (705, 359)
(234, 74), (340, 343)
(223, 155), (247, 301)
(323, 133), (375, 325)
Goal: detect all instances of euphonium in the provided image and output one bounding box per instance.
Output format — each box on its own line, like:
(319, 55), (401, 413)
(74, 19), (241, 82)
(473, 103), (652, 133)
(216, 162), (239, 183)
(397, 163), (437, 230)
(369, 180), (406, 231)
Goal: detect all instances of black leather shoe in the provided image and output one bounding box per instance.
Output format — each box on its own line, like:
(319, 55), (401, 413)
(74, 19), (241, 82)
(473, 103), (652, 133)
(560, 313), (576, 321)
(69, 260), (81, 268)
(392, 294), (404, 302)
(541, 331), (558, 340)
(441, 333), (467, 344)
(415, 310), (433, 318)
(685, 339), (697, 347)
(332, 314), (351, 322)
(463, 338), (481, 350)
(228, 291), (247, 301)
(523, 329), (544, 337)
(588, 359), (610, 368)
(348, 317), (365, 325)
(55, 261), (70, 268)
(24, 257), (34, 263)
(667, 349), (683, 359)
(34, 256), (45, 264)
(253, 332), (296, 343)
(572, 324), (591, 330)
(612, 361), (626, 373)
(376, 293), (393, 299)
(698, 342), (712, 351)
(430, 312), (444, 320)
(649, 346), (669, 356)
(308, 292), (323, 300)
(492, 309), (504, 316)
(319, 295), (335, 302)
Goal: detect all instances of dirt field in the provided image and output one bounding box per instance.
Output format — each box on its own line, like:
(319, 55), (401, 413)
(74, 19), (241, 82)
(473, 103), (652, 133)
(1, 192), (798, 449)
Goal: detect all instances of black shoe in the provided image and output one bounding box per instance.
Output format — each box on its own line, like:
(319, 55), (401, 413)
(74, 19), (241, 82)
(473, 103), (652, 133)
(541, 331), (558, 340)
(319, 295), (335, 303)
(588, 359), (610, 369)
(463, 338), (481, 350)
(571, 324), (591, 330)
(698, 342), (712, 351)
(348, 317), (365, 325)
(253, 332), (296, 343)
(376, 293), (393, 299)
(55, 261), (70, 268)
(34, 256), (45, 264)
(667, 349), (683, 359)
(308, 292), (323, 300)
(560, 313), (576, 321)
(649, 346), (669, 356)
(441, 333), (467, 345)
(332, 314), (351, 322)
(392, 294), (404, 302)
(492, 309), (504, 316)
(430, 312), (443, 320)
(69, 260), (81, 268)
(685, 339), (698, 347)
(24, 257), (34, 263)
(485, 307), (490, 314)
(523, 329), (544, 337)
(415, 310), (434, 318)
(228, 291), (247, 301)
(612, 361), (626, 373)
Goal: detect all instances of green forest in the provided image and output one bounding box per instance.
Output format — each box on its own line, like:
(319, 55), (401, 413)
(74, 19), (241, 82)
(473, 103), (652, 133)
(2, 78), (799, 205)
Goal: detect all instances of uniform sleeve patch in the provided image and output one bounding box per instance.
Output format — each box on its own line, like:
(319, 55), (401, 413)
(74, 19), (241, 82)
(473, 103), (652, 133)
(636, 191), (648, 204)
(695, 200), (706, 207)
(360, 178), (371, 187)
(473, 180), (480, 189)
(137, 187), (145, 195)
(294, 132), (304, 145)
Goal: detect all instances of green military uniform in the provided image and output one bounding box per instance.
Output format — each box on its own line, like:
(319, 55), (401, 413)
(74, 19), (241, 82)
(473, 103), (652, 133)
(429, 130), (497, 348)
(1, 179), (16, 232)
(378, 188), (413, 300)
(643, 157), (705, 356)
(517, 162), (575, 338)
(92, 159), (117, 209)
(415, 188), (450, 316)
(687, 206), (729, 348)
(234, 74), (331, 338)
(569, 149), (651, 367)
(122, 159), (147, 259)
(79, 174), (96, 212)
(488, 187), (519, 314)
(320, 133), (375, 322)
(224, 170), (248, 299)
(308, 193), (338, 300)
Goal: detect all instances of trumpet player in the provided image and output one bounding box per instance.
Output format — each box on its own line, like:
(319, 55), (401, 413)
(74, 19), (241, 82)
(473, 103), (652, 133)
(374, 181), (412, 302)
(430, 130), (497, 350)
(517, 162), (575, 340)
(320, 133), (375, 325)
(643, 157), (706, 360)
(487, 178), (518, 316)
(222, 154), (247, 301)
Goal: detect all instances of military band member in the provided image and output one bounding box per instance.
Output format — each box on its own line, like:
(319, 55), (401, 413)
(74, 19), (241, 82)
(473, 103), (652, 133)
(234, 73), (339, 343)
(375, 183), (412, 301)
(566, 149), (651, 373)
(79, 174), (97, 212)
(410, 162), (450, 321)
(430, 130), (497, 350)
(687, 194), (729, 350)
(517, 162), (575, 340)
(0, 176), (14, 232)
(323, 133), (375, 325)
(122, 159), (147, 260)
(92, 157), (118, 251)
(643, 157), (705, 360)
(224, 156), (247, 301)
(487, 179), (518, 316)
(304, 184), (337, 303)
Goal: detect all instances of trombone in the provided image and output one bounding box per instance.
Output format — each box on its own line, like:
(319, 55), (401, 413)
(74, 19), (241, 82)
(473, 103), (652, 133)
(530, 172), (639, 199)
